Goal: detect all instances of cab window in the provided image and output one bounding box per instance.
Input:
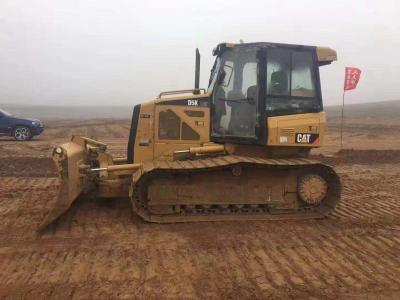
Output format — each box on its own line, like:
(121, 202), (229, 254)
(266, 49), (319, 116)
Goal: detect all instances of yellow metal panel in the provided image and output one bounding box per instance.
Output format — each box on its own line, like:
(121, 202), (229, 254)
(316, 47), (337, 63)
(267, 112), (326, 147)
(153, 103), (211, 160)
(155, 93), (210, 104)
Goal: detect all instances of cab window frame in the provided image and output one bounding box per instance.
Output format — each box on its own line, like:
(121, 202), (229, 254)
(265, 47), (322, 117)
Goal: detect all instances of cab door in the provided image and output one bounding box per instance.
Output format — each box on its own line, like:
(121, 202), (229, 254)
(210, 46), (266, 144)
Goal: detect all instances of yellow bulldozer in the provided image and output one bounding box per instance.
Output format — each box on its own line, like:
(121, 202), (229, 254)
(40, 42), (341, 229)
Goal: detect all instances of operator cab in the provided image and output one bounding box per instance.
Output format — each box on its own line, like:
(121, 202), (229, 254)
(208, 42), (332, 145)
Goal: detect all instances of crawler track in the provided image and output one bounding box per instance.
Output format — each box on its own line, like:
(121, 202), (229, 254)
(130, 155), (341, 223)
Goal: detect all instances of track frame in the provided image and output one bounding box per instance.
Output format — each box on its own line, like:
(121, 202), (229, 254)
(129, 155), (341, 223)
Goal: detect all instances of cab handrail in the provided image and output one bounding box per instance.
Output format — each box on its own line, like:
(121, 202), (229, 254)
(158, 88), (206, 98)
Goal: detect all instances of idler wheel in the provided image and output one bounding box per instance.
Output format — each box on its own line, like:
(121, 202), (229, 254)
(297, 174), (328, 205)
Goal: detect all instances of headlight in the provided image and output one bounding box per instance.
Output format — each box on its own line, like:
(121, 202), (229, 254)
(31, 121), (40, 126)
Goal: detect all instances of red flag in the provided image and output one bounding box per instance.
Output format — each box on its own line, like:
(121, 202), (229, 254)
(344, 67), (361, 91)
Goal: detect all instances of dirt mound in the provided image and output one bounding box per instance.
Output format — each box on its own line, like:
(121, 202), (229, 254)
(314, 149), (400, 165)
(0, 157), (56, 177)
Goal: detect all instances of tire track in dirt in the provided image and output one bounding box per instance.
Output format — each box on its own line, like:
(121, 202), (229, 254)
(104, 124), (128, 139)
(0, 177), (58, 235)
(0, 224), (399, 299)
(315, 149), (400, 165)
(50, 127), (72, 139)
(0, 159), (56, 177)
(1, 164), (400, 298)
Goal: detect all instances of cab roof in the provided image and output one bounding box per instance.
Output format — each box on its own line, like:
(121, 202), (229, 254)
(213, 42), (337, 66)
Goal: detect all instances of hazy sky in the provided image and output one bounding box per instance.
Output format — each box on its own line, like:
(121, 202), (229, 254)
(0, 0), (399, 106)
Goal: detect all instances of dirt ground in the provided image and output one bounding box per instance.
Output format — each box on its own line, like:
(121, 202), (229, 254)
(0, 117), (400, 299)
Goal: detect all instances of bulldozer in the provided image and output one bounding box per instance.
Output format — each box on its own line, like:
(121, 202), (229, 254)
(40, 42), (341, 229)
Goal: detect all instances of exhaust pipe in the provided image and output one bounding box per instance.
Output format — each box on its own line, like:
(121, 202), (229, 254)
(194, 48), (200, 94)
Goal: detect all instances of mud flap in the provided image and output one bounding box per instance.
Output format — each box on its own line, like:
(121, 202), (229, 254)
(39, 136), (91, 230)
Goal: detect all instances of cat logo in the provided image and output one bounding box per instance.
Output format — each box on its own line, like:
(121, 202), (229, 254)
(295, 133), (319, 144)
(187, 99), (199, 106)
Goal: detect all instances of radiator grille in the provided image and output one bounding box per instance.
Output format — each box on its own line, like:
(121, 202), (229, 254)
(279, 128), (296, 136)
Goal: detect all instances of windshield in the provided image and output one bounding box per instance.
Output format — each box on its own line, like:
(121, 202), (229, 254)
(0, 109), (12, 116)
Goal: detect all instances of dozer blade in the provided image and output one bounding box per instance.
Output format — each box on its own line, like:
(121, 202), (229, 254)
(39, 136), (97, 230)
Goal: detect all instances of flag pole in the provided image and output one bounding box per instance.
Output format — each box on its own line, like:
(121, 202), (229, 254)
(340, 90), (345, 150)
